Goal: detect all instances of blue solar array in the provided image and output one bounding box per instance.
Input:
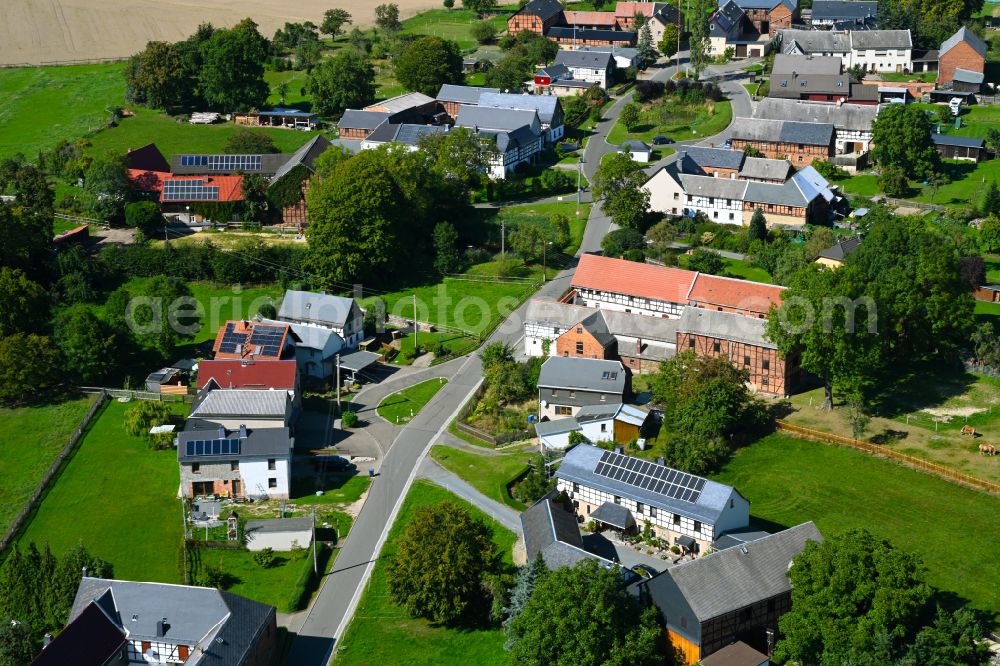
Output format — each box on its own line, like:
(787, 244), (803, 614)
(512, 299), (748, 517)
(594, 451), (706, 503)
(179, 154), (262, 171)
(186, 438), (242, 457)
(163, 180), (220, 202)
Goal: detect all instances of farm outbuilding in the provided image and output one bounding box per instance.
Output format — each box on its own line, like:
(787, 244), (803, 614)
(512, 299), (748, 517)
(244, 517), (313, 551)
(234, 108), (318, 130)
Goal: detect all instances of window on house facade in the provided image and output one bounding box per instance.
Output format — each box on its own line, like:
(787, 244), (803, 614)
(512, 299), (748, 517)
(569, 391), (576, 398)
(192, 463), (200, 474)
(694, 521), (702, 533)
(614, 495), (621, 504)
(762, 359), (770, 371)
(600, 394), (606, 401)
(713, 341), (721, 352)
(650, 506), (657, 518)
(744, 355), (750, 365)
(230, 461), (238, 471)
(551, 389), (558, 397)
(673, 192), (679, 200)
(729, 213), (734, 220)
(576, 341), (584, 354)
(268, 458), (276, 470)
(636, 501), (644, 514)
(713, 211), (718, 219)
(573, 482), (579, 493)
(673, 513), (681, 525)
(600, 423), (607, 432)
(577, 327), (583, 334)
(689, 338), (695, 348)
(762, 377), (769, 386)
(555, 405), (573, 416)
(268, 478), (277, 488)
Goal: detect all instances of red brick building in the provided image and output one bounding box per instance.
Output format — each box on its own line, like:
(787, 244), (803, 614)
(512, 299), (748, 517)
(508, 0), (565, 35)
(938, 26), (987, 85)
(729, 117), (834, 166)
(677, 307), (800, 395)
(738, 0), (797, 37)
(555, 312), (617, 359)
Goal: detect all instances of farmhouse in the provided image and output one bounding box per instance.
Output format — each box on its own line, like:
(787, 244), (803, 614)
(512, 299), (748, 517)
(938, 27), (987, 86)
(267, 134), (333, 228)
(710, 0), (771, 59)
(337, 110), (394, 140)
(562, 10), (621, 30)
(780, 29), (912, 73)
(676, 306), (799, 395)
(728, 117), (834, 165)
(455, 105), (544, 178)
(158, 175), (244, 216)
(809, 0), (876, 28)
(188, 389), (294, 431)
(578, 45), (640, 69)
(178, 425), (293, 499)
(535, 402), (651, 450)
(533, 63), (571, 89)
(508, 0), (565, 35)
(548, 27), (637, 49)
(771, 53), (842, 76)
(631, 522), (823, 665)
(537, 356), (629, 420)
(556, 443), (750, 554)
(521, 496), (616, 569)
(62, 577), (277, 664)
(570, 253), (696, 317)
(553, 49), (617, 88)
(754, 97), (878, 164)
(726, 0), (799, 37)
(234, 107), (318, 130)
(212, 320), (293, 361)
(687, 273), (784, 318)
(197, 359), (299, 392)
(931, 133), (987, 162)
(739, 156), (792, 182)
(815, 234), (861, 269)
(363, 92), (438, 117)
(478, 92), (566, 143)
(435, 84), (501, 118)
(278, 289), (365, 348)
(361, 122), (449, 151)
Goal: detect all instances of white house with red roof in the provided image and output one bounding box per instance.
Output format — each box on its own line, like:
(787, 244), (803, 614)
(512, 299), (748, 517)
(570, 253), (697, 318)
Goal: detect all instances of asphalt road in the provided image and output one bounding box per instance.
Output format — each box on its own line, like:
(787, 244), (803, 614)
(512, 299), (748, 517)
(285, 55), (757, 666)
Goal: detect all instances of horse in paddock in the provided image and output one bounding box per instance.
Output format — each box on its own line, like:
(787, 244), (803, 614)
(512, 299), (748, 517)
(961, 425), (976, 437)
(979, 443), (997, 456)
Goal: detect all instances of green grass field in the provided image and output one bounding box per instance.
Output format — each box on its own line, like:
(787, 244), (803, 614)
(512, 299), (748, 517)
(0, 396), (96, 536)
(264, 70), (311, 108)
(402, 9), (510, 50)
(378, 379), (448, 423)
(334, 480), (515, 665)
(17, 400), (188, 583)
(721, 257), (772, 283)
(430, 445), (533, 511)
(0, 63), (126, 159)
(713, 433), (1000, 622)
(291, 474), (371, 506)
(608, 99), (732, 145)
(189, 546), (318, 612)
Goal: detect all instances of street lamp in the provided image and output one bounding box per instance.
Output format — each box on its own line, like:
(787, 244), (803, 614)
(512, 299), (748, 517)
(185, 205), (191, 225)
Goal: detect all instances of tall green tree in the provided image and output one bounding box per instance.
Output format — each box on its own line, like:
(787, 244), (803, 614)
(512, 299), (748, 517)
(747, 208), (767, 243)
(506, 559), (665, 665)
(463, 0), (498, 13)
(592, 152), (650, 230)
(502, 553), (547, 645)
(432, 221), (461, 273)
(307, 48), (376, 115)
(54, 305), (118, 383)
(241, 173), (271, 223)
(980, 180), (1000, 217)
(0, 167), (54, 282)
(658, 23), (679, 59)
(128, 276), (193, 361)
(125, 40), (193, 110)
(394, 36), (464, 96)
(601, 228), (646, 258)
(387, 501), (500, 624)
(0, 334), (61, 405)
(0, 267), (49, 338)
(419, 126), (491, 188)
(321, 8), (353, 38)
(484, 54), (534, 91)
(686, 248), (725, 275)
(636, 22), (657, 68)
(84, 152), (130, 222)
(374, 3), (402, 32)
(223, 128), (279, 154)
(0, 617), (36, 666)
(870, 104), (939, 179)
(198, 18), (270, 111)
(980, 213), (1000, 253)
(620, 103), (640, 132)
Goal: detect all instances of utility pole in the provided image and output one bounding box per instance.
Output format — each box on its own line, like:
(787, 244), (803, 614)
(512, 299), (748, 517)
(576, 158), (583, 216)
(335, 353), (341, 408)
(412, 294), (418, 352)
(312, 507), (318, 575)
(501, 219), (506, 260)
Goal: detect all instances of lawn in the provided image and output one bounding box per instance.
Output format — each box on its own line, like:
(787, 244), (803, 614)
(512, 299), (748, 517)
(0, 396), (96, 536)
(0, 63), (126, 159)
(607, 98), (732, 145)
(720, 257), (772, 283)
(17, 400), (187, 583)
(264, 69), (311, 108)
(402, 9), (510, 51)
(378, 379), (449, 424)
(712, 433), (1000, 623)
(391, 330), (480, 365)
(430, 445), (534, 511)
(291, 474), (371, 506)
(116, 277), (284, 349)
(877, 71), (936, 83)
(188, 546), (322, 612)
(975, 299), (1000, 326)
(84, 107), (320, 161)
(334, 480), (516, 665)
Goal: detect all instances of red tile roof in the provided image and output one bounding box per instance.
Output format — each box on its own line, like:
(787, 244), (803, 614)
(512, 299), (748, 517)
(212, 320), (292, 361)
(571, 254), (697, 305)
(687, 273), (786, 315)
(564, 10), (620, 25)
(616, 1), (656, 17)
(128, 168), (168, 193)
(198, 359), (298, 390)
(159, 175), (244, 203)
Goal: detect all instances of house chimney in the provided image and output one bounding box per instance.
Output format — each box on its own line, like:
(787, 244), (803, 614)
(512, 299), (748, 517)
(217, 426), (226, 439)
(156, 618), (167, 637)
(81, 566), (88, 578)
(239, 424), (247, 439)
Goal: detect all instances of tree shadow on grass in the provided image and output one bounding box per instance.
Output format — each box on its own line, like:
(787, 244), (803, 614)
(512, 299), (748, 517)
(871, 360), (977, 419)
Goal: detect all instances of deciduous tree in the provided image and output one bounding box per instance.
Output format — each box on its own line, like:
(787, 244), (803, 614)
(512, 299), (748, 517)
(620, 103), (640, 132)
(0, 267), (49, 338)
(747, 208), (767, 243)
(0, 334), (61, 405)
(871, 103), (939, 179)
(433, 221), (461, 273)
(601, 227), (645, 257)
(198, 18), (270, 111)
(223, 128), (279, 154)
(394, 36), (464, 96)
(592, 152), (650, 229)
(307, 48), (376, 116)
(658, 23), (679, 59)
(374, 3), (402, 33)
(54, 305), (118, 383)
(321, 8), (353, 38)
(125, 41), (194, 110)
(387, 501), (500, 624)
(84, 152), (131, 222)
(686, 248), (725, 275)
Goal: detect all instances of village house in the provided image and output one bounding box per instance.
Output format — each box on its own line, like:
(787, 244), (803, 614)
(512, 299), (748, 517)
(212, 320), (294, 362)
(577, 45), (640, 70)
(938, 26), (987, 86)
(767, 68), (879, 105)
(772, 52), (842, 77)
(49, 577), (277, 665)
(631, 522), (823, 665)
(508, 0), (565, 35)
(687, 272), (785, 318)
(361, 122), (449, 151)
(555, 443), (751, 554)
(932, 133), (987, 162)
(535, 402), (651, 450)
(278, 290), (365, 348)
(728, 117), (834, 165)
(178, 424), (293, 499)
(553, 49), (617, 88)
(363, 91), (438, 118)
(562, 9), (621, 30)
(647, 5), (685, 47)
(570, 253), (697, 318)
(710, 0), (771, 59)
(676, 306), (799, 395)
(754, 98), (878, 169)
(435, 84), (501, 119)
(548, 26), (637, 49)
(478, 92), (566, 143)
(537, 356), (629, 420)
(455, 105), (544, 178)
(619, 140), (652, 162)
(158, 175), (244, 221)
(815, 235), (861, 270)
(337, 110), (395, 140)
(520, 496), (614, 569)
(780, 29), (913, 73)
(244, 517), (313, 552)
(809, 0), (876, 28)
(267, 135), (334, 228)
(197, 359), (298, 397)
(739, 156), (793, 183)
(187, 389), (295, 431)
(727, 0), (799, 37)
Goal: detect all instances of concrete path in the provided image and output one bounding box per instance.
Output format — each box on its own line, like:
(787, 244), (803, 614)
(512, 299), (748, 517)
(416, 457), (522, 534)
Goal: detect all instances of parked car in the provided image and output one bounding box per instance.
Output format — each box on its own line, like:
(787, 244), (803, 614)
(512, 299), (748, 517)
(651, 135), (674, 145)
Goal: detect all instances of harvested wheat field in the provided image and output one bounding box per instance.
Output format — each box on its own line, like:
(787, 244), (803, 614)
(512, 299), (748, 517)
(1, 0), (440, 66)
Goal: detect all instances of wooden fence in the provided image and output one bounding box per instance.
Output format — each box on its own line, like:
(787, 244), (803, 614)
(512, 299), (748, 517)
(79, 386), (194, 403)
(775, 420), (1000, 496)
(0, 393), (109, 555)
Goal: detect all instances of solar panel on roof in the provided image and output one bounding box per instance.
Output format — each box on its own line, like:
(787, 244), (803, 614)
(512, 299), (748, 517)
(600, 451), (611, 463)
(593, 452), (707, 503)
(163, 179), (220, 202)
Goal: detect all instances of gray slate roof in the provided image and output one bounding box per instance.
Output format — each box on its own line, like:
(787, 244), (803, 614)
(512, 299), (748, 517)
(286, 321), (340, 353)
(941, 26), (987, 58)
(271, 134), (332, 184)
(677, 307), (776, 348)
(366, 91), (435, 114)
(633, 522), (822, 622)
(245, 517), (313, 534)
(366, 122), (449, 146)
(591, 501), (635, 529)
(548, 27), (636, 42)
(538, 357), (627, 394)
(518, 0), (565, 20)
(780, 28), (851, 53)
(931, 133), (985, 148)
(754, 97), (878, 132)
(170, 153), (289, 176)
(535, 417), (583, 437)
(769, 73), (852, 98)
(677, 173), (749, 200)
(953, 68), (985, 84)
(279, 289), (357, 328)
(730, 117), (834, 146)
(554, 49), (615, 70)
(189, 389), (289, 418)
(537, 63), (570, 79)
(621, 139), (651, 152)
(338, 109), (391, 131)
(739, 156), (792, 181)
(677, 146), (746, 171)
(578, 45), (639, 60)
(177, 426), (291, 462)
(772, 53), (843, 76)
(744, 179), (808, 207)
(712, 0), (746, 33)
(70, 577), (275, 665)
(581, 310), (616, 347)
(810, 0), (876, 21)
(851, 29), (911, 49)
(455, 105), (539, 132)
(525, 299), (678, 343)
(521, 497), (601, 569)
(436, 84), (500, 104)
(478, 92), (562, 126)
(817, 235), (861, 261)
(575, 402), (624, 423)
(712, 528), (773, 551)
(555, 444), (741, 524)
